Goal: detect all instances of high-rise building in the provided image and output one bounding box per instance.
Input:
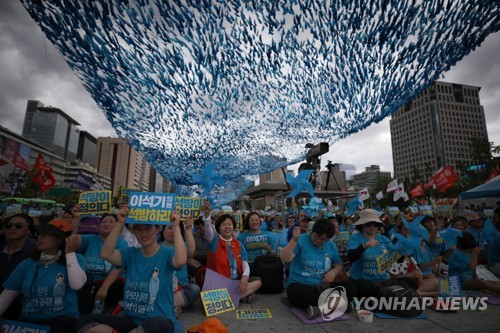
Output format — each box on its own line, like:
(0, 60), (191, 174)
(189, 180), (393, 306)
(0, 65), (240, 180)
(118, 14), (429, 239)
(96, 137), (151, 196)
(77, 131), (97, 167)
(22, 100), (80, 160)
(339, 164), (356, 181)
(350, 165), (391, 192)
(390, 81), (489, 181)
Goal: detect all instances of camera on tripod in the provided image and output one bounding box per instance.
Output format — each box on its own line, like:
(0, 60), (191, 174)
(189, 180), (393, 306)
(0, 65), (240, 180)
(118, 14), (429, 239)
(298, 142), (329, 172)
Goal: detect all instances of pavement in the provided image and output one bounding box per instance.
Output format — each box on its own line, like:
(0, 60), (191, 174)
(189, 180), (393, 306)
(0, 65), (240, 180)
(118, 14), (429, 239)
(179, 291), (500, 333)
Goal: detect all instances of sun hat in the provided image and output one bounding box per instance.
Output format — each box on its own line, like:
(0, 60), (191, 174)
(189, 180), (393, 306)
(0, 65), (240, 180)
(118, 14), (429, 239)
(353, 209), (384, 226)
(34, 218), (73, 240)
(465, 211), (481, 222)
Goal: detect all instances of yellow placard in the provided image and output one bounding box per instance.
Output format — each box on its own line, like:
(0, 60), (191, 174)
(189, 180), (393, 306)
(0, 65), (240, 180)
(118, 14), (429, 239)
(236, 309), (272, 320)
(376, 250), (402, 273)
(78, 190), (112, 214)
(201, 288), (235, 317)
(333, 231), (350, 247)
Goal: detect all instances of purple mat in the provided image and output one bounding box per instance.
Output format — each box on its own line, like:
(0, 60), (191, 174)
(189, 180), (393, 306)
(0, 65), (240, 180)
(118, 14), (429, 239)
(202, 268), (241, 308)
(466, 291), (500, 305)
(290, 307), (351, 325)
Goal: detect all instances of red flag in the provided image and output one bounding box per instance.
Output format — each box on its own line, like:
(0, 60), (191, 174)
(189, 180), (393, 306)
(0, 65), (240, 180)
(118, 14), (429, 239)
(34, 154), (52, 172)
(0, 158), (9, 167)
(12, 151), (32, 172)
(424, 178), (434, 190)
(431, 165), (458, 192)
(33, 169), (56, 193)
(410, 183), (424, 199)
(486, 170), (498, 183)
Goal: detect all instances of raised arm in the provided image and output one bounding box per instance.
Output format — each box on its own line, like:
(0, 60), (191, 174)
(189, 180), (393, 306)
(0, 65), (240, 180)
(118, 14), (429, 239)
(65, 235), (87, 290)
(184, 215), (196, 257)
(101, 206), (127, 267)
(202, 201), (215, 242)
(280, 227), (300, 263)
(171, 207), (187, 269)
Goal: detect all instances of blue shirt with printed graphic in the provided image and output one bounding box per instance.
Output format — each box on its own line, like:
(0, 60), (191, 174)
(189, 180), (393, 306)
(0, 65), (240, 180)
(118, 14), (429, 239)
(163, 241), (189, 286)
(448, 249), (475, 284)
(287, 233), (342, 286)
(413, 242), (435, 275)
(347, 233), (393, 281)
(3, 254), (86, 321)
(237, 231), (272, 265)
(208, 236), (248, 280)
(81, 234), (128, 280)
(119, 246), (175, 326)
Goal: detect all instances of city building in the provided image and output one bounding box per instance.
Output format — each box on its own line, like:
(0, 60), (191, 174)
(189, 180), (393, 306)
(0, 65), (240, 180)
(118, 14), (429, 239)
(64, 161), (112, 192)
(22, 100), (80, 161)
(339, 163), (356, 181)
(350, 165), (391, 192)
(77, 131), (97, 167)
(96, 137), (151, 196)
(391, 81), (489, 181)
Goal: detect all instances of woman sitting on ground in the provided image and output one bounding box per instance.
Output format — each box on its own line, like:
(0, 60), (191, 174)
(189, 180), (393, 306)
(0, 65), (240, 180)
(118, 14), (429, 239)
(237, 211), (276, 268)
(0, 219), (87, 333)
(281, 218), (356, 319)
(201, 202), (262, 302)
(449, 232), (500, 294)
(75, 206), (186, 333)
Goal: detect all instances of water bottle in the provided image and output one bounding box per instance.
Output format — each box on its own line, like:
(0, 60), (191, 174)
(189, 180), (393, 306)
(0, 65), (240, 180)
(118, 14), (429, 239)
(92, 299), (104, 314)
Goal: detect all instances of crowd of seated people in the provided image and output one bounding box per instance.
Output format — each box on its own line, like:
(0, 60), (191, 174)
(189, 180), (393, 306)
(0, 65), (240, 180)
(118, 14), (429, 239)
(1, 198), (500, 331)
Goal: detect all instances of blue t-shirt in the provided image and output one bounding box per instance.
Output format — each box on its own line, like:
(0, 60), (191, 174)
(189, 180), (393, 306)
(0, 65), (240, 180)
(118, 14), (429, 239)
(3, 254), (86, 321)
(287, 233), (341, 286)
(448, 250), (474, 284)
(163, 242), (189, 286)
(81, 234), (128, 280)
(119, 246), (175, 326)
(488, 234), (500, 266)
(413, 242), (435, 275)
(237, 231), (272, 265)
(208, 236), (248, 280)
(347, 233), (393, 281)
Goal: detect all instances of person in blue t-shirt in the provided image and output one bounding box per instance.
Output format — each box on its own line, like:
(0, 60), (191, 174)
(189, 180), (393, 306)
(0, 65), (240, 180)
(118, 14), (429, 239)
(238, 212), (275, 267)
(449, 232), (500, 293)
(0, 218), (87, 333)
(281, 219), (356, 320)
(162, 214), (200, 318)
(75, 206), (187, 333)
(72, 212), (128, 313)
(488, 221), (500, 277)
(347, 209), (393, 298)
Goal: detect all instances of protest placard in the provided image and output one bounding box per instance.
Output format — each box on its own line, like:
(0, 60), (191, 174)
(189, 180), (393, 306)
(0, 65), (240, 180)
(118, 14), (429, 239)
(236, 309), (272, 319)
(201, 288), (235, 317)
(233, 213), (243, 230)
(333, 231), (350, 247)
(376, 250), (402, 273)
(120, 187), (139, 204)
(78, 190), (112, 214)
(127, 192), (203, 225)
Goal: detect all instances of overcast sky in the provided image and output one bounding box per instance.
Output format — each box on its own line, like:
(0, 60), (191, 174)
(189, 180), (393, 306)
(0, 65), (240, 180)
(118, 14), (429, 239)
(1, 0), (499, 178)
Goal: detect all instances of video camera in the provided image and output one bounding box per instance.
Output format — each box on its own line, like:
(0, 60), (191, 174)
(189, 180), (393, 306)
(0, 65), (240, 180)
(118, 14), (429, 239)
(298, 142), (329, 172)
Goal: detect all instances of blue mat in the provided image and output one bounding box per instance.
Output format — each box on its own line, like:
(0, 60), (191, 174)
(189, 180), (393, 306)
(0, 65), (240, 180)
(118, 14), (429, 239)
(374, 312), (428, 319)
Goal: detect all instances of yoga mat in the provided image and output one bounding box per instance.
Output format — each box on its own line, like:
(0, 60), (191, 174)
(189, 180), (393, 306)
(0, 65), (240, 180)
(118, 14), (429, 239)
(466, 291), (500, 305)
(202, 268), (241, 308)
(374, 312), (428, 319)
(290, 307), (351, 325)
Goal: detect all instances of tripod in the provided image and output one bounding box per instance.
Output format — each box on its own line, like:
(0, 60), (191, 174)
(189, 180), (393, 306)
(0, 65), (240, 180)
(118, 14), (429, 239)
(319, 161), (342, 191)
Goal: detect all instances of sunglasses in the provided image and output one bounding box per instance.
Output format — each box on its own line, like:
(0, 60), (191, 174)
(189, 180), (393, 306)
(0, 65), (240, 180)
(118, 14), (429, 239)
(365, 222), (380, 227)
(4, 222), (26, 230)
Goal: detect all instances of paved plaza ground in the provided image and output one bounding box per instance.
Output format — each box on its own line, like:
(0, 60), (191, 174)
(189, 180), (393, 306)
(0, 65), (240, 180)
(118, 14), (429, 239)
(179, 291), (500, 333)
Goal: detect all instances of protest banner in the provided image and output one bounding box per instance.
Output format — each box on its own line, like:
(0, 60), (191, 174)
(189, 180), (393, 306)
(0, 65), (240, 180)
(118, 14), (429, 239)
(201, 288), (235, 317)
(419, 205), (433, 216)
(387, 206), (400, 217)
(376, 250), (402, 273)
(233, 213), (243, 230)
(333, 231), (350, 247)
(78, 190), (112, 214)
(236, 309), (272, 319)
(119, 187), (139, 204)
(439, 275), (462, 297)
(2, 319), (51, 333)
(437, 205), (454, 217)
(127, 192), (203, 225)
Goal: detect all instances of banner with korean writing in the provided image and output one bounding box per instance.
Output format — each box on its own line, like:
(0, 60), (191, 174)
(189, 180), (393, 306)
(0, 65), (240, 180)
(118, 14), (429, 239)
(2, 319), (51, 333)
(78, 190), (112, 214)
(120, 187), (139, 204)
(201, 288), (235, 317)
(376, 250), (402, 273)
(236, 309), (272, 319)
(127, 192), (204, 225)
(419, 205), (433, 216)
(233, 213), (243, 230)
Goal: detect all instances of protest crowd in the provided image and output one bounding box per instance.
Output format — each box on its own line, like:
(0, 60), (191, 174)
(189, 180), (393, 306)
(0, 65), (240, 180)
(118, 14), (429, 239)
(1, 191), (500, 333)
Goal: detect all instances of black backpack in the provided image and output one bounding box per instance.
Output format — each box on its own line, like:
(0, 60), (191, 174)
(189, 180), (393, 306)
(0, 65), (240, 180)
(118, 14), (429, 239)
(375, 279), (423, 317)
(252, 255), (284, 294)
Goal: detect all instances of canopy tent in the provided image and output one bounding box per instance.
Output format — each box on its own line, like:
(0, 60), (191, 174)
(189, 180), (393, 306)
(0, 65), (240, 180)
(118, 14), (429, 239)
(460, 176), (500, 200)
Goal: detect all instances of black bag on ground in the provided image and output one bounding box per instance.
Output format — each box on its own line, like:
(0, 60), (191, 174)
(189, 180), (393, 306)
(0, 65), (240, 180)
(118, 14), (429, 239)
(252, 255), (284, 294)
(375, 279), (423, 317)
